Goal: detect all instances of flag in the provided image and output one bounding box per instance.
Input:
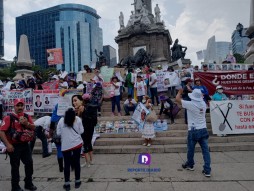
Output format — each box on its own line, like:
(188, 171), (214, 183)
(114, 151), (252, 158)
(196, 50), (204, 60)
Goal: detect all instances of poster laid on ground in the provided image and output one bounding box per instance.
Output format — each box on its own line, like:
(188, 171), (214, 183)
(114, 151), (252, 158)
(210, 100), (254, 134)
(2, 89), (34, 116)
(33, 90), (59, 113)
(194, 71), (254, 95)
(47, 48), (63, 65)
(131, 103), (150, 128)
(57, 89), (83, 116)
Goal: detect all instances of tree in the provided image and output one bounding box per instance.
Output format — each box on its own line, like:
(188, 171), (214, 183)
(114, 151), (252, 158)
(233, 53), (245, 63)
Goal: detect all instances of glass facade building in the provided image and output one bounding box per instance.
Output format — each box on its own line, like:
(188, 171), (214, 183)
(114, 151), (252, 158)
(0, 0), (4, 57)
(16, 4), (103, 72)
(103, 45), (117, 67)
(231, 28), (249, 55)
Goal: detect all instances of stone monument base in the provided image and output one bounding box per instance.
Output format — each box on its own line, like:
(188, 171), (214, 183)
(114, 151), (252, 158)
(13, 69), (34, 81)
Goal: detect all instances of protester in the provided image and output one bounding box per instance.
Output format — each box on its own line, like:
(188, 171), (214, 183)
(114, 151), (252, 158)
(142, 98), (156, 147)
(59, 78), (68, 89)
(90, 82), (103, 116)
(134, 75), (147, 102)
(182, 78), (193, 124)
(123, 94), (137, 116)
(0, 98), (37, 191)
(167, 67), (179, 98)
(176, 89), (211, 177)
(193, 78), (210, 104)
(148, 69), (159, 106)
(57, 108), (84, 191)
(158, 95), (175, 124)
(30, 116), (51, 158)
(111, 76), (121, 116)
(68, 79), (77, 89)
(92, 69), (104, 83)
(202, 64), (208, 72)
(0, 91), (3, 121)
(180, 67), (191, 87)
(125, 69), (134, 98)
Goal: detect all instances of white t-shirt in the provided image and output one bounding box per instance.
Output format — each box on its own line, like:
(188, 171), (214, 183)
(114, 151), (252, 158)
(113, 82), (121, 96)
(93, 74), (104, 83)
(149, 73), (157, 88)
(134, 81), (146, 96)
(124, 99), (137, 105)
(34, 116), (51, 130)
(59, 81), (68, 89)
(181, 100), (207, 131)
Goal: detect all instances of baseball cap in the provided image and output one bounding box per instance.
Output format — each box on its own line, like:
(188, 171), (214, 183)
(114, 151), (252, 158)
(14, 98), (25, 106)
(216, 85), (223, 90)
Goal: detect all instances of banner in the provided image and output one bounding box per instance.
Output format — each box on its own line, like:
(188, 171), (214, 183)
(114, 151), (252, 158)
(131, 103), (150, 127)
(100, 66), (114, 82)
(33, 90), (59, 113)
(42, 80), (59, 90)
(47, 48), (63, 65)
(155, 70), (168, 92)
(210, 100), (254, 134)
(2, 89), (34, 116)
(102, 82), (113, 99)
(194, 71), (254, 96)
(57, 89), (83, 116)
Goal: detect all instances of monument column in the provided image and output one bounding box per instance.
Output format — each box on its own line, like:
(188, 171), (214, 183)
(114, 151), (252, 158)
(245, 0), (254, 63)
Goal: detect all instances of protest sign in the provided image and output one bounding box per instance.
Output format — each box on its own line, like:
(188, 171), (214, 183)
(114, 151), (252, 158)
(57, 89), (83, 116)
(131, 103), (150, 127)
(33, 90), (59, 113)
(42, 80), (59, 90)
(155, 70), (168, 92)
(210, 100), (254, 134)
(194, 71), (254, 95)
(100, 66), (114, 82)
(82, 73), (95, 83)
(2, 89), (34, 116)
(47, 48), (63, 65)
(102, 82), (113, 99)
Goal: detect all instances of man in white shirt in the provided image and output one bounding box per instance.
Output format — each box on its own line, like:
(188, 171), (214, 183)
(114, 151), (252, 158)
(148, 69), (159, 105)
(59, 78), (68, 89)
(176, 88), (211, 177)
(30, 116), (51, 158)
(134, 75), (147, 102)
(123, 95), (137, 116)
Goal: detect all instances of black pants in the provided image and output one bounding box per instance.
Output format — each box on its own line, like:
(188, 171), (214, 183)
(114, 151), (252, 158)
(163, 108), (174, 123)
(8, 143), (34, 190)
(30, 126), (49, 156)
(62, 147), (81, 183)
(150, 88), (159, 105)
(82, 118), (97, 153)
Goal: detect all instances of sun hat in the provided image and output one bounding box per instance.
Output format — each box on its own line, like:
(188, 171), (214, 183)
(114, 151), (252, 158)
(216, 85), (223, 90)
(188, 89), (203, 102)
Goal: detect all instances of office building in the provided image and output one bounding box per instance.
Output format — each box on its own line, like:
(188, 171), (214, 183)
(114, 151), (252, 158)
(204, 36), (232, 63)
(103, 45), (117, 67)
(0, 0), (4, 58)
(16, 4), (103, 72)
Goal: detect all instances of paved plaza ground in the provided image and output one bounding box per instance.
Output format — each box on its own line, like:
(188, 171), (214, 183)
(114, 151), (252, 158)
(1, 151), (254, 191)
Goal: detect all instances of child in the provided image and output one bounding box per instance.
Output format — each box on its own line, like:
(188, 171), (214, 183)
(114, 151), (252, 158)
(142, 99), (156, 147)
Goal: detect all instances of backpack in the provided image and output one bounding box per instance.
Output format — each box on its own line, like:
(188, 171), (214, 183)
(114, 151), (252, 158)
(7, 113), (35, 143)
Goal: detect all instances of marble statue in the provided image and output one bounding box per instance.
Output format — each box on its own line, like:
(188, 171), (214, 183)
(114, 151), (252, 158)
(119, 12), (125, 29)
(154, 4), (161, 23)
(140, 4), (151, 25)
(127, 11), (135, 27)
(131, 0), (144, 14)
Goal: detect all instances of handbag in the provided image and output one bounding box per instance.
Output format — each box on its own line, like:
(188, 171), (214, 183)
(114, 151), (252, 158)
(146, 109), (158, 123)
(172, 103), (181, 117)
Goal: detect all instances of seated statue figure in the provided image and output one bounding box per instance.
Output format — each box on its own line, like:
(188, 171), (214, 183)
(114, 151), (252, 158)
(171, 39), (187, 62)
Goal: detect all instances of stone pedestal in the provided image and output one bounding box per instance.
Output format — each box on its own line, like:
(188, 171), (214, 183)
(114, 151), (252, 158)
(13, 69), (34, 81)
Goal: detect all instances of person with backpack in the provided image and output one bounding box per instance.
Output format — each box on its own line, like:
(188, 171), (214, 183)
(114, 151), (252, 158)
(0, 98), (37, 191)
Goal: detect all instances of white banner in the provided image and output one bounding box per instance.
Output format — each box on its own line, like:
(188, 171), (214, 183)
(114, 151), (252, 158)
(210, 100), (254, 134)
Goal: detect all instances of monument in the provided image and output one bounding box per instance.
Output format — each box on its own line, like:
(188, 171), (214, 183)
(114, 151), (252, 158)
(13, 34), (34, 80)
(115, 0), (172, 67)
(244, 0), (254, 63)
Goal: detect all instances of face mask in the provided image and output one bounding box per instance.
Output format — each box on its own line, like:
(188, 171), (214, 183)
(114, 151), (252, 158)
(217, 89), (223, 93)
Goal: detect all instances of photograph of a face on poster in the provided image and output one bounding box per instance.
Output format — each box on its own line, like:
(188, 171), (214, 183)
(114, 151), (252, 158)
(208, 63), (215, 70)
(241, 64), (247, 70)
(215, 64), (222, 70)
(222, 64), (228, 71)
(242, 95), (250, 100)
(233, 64), (241, 70)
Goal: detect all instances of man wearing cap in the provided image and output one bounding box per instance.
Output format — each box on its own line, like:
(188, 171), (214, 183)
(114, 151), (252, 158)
(158, 95), (175, 124)
(0, 98), (37, 191)
(176, 89), (211, 177)
(212, 85), (228, 101)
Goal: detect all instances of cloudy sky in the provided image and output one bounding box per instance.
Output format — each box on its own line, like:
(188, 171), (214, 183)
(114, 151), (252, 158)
(3, 0), (250, 65)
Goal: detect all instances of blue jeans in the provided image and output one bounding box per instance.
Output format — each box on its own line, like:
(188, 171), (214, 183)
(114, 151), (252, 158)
(128, 87), (134, 98)
(186, 128), (211, 173)
(111, 95), (121, 113)
(56, 144), (63, 159)
(150, 87), (159, 105)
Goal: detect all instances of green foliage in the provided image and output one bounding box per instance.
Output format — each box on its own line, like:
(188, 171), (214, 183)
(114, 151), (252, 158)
(234, 53), (245, 63)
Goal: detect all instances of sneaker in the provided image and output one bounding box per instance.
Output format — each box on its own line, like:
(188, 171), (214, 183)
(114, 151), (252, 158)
(202, 170), (211, 177)
(142, 143), (147, 146)
(90, 160), (94, 165)
(11, 187), (24, 191)
(75, 181), (82, 189)
(86, 163), (91, 168)
(63, 184), (70, 191)
(24, 184), (37, 191)
(81, 162), (86, 168)
(182, 163), (194, 171)
(147, 143), (151, 147)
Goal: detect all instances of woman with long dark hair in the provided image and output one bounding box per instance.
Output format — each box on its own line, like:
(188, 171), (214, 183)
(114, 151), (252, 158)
(57, 108), (84, 191)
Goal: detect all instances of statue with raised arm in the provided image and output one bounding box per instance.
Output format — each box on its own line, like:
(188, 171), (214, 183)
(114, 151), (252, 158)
(127, 11), (135, 27)
(95, 49), (106, 68)
(131, 0), (144, 14)
(154, 4), (161, 23)
(119, 12), (125, 29)
(171, 39), (188, 62)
